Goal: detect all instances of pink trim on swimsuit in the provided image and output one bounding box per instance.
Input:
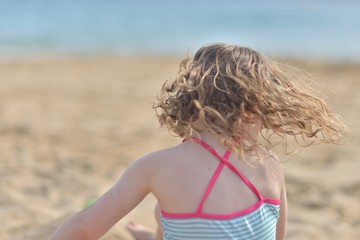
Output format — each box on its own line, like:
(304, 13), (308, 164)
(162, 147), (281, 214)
(161, 137), (280, 220)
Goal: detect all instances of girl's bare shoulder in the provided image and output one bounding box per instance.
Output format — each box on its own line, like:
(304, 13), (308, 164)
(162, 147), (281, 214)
(263, 150), (285, 182)
(262, 149), (283, 168)
(135, 142), (186, 167)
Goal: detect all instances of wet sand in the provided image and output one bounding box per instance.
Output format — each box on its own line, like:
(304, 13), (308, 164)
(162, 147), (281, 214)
(0, 56), (359, 239)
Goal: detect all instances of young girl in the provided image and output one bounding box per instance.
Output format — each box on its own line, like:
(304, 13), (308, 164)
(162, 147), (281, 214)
(50, 43), (347, 240)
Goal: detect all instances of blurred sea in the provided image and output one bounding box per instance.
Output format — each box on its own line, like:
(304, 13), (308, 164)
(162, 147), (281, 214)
(0, 0), (359, 61)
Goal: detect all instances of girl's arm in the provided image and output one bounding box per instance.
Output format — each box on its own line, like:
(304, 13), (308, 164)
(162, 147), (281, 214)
(276, 176), (288, 240)
(50, 154), (154, 240)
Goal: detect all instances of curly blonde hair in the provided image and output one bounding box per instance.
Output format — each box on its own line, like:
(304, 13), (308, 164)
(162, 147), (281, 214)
(154, 43), (349, 154)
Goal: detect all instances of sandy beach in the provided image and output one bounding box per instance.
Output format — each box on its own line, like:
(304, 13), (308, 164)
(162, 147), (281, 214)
(0, 56), (359, 240)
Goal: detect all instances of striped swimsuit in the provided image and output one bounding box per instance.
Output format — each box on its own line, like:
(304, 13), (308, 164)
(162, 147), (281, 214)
(160, 137), (281, 240)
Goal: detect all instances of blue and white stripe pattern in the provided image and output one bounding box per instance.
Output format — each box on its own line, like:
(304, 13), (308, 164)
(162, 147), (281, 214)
(160, 203), (280, 240)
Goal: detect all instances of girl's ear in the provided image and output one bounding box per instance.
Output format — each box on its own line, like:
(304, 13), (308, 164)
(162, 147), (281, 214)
(243, 111), (261, 124)
(244, 111), (255, 119)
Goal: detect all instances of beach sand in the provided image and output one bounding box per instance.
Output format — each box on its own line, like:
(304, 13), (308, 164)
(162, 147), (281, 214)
(0, 56), (359, 240)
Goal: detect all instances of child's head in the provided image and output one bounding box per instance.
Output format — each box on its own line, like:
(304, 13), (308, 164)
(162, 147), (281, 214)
(155, 43), (348, 153)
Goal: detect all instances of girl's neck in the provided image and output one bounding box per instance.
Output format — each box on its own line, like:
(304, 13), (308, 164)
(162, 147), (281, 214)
(190, 130), (260, 154)
(190, 131), (223, 148)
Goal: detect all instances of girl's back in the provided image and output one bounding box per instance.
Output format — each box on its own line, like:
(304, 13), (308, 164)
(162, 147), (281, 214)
(152, 137), (282, 215)
(149, 134), (283, 239)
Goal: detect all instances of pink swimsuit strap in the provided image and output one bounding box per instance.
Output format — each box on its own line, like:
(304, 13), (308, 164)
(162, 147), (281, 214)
(189, 137), (263, 214)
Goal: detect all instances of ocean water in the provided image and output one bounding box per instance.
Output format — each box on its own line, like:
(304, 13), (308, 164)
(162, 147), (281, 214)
(0, 0), (359, 61)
